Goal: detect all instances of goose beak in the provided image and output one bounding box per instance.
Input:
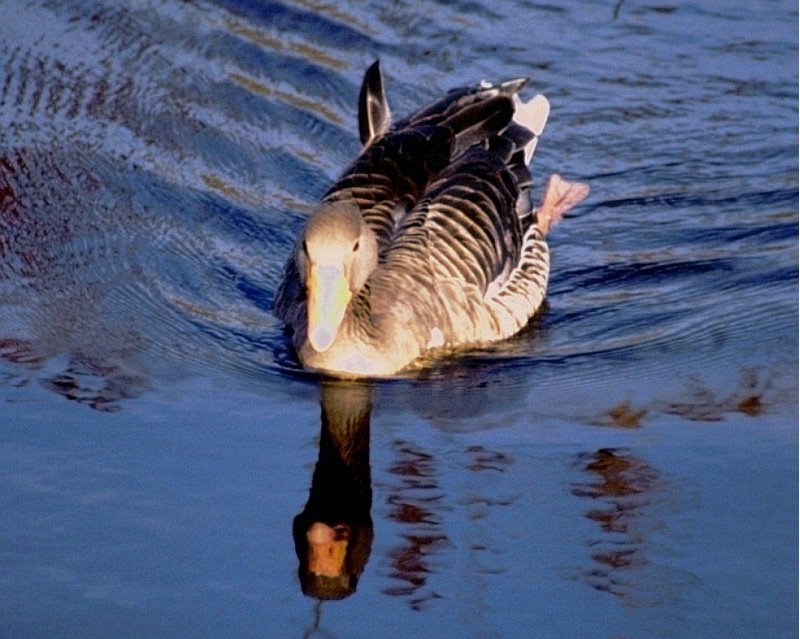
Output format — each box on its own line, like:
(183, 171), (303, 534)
(306, 522), (350, 577)
(307, 264), (352, 352)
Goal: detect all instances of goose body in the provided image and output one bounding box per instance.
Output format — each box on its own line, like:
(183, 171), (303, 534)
(275, 61), (588, 376)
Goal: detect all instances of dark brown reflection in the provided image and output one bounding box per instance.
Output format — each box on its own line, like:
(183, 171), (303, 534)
(660, 369), (775, 422)
(572, 448), (661, 605)
(293, 380), (374, 600)
(381, 440), (449, 610)
(0, 337), (146, 412)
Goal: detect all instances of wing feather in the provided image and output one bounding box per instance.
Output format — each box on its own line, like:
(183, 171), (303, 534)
(279, 62), (557, 355)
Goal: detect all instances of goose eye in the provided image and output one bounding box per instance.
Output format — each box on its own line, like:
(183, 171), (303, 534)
(352, 240), (360, 252)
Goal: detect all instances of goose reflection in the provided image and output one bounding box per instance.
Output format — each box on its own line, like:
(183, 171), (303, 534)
(293, 380), (374, 600)
(570, 447), (692, 608)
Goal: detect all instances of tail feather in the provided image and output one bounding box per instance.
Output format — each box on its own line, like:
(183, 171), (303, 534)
(512, 94), (550, 165)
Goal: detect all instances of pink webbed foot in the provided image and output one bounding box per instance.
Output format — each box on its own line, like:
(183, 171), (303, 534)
(535, 173), (590, 235)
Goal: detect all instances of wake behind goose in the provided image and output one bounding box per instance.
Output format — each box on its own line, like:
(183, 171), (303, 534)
(275, 61), (589, 376)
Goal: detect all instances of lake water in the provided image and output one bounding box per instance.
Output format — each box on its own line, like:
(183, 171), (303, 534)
(1, 1), (797, 637)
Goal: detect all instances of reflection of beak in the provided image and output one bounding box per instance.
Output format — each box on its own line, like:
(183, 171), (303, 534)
(307, 264), (351, 352)
(307, 522), (350, 577)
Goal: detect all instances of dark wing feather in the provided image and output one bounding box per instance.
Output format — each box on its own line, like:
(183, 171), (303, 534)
(358, 60), (391, 145)
(325, 64), (526, 264)
(400, 147), (522, 295)
(322, 126), (452, 257)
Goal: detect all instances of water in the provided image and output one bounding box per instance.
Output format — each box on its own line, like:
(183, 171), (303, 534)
(1, 0), (796, 637)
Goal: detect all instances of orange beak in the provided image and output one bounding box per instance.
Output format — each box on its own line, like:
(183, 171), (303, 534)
(307, 264), (352, 352)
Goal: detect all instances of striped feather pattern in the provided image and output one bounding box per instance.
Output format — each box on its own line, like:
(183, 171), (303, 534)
(274, 62), (576, 376)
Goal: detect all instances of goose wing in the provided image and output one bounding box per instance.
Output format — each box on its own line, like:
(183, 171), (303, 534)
(277, 62), (552, 343)
(324, 61), (535, 265)
(386, 146), (523, 294)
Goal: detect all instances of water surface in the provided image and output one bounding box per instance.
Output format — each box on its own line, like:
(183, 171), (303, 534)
(1, 1), (797, 637)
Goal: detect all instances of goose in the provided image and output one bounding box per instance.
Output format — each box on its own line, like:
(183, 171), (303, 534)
(275, 61), (588, 376)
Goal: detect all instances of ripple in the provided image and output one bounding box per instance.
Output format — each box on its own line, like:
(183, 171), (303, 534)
(0, 0), (796, 416)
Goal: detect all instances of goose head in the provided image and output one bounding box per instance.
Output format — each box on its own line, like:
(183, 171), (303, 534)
(298, 203), (378, 353)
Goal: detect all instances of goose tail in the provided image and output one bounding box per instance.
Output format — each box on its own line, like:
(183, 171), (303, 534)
(512, 93), (550, 165)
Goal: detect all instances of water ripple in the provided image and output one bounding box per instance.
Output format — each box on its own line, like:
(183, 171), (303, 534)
(0, 0), (796, 410)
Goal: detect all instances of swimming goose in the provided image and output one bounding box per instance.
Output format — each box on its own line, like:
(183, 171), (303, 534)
(275, 61), (588, 376)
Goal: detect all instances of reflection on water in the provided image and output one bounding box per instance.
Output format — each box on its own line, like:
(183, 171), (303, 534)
(591, 401), (648, 429)
(382, 440), (449, 610)
(572, 448), (701, 612)
(573, 449), (661, 605)
(293, 393), (457, 610)
(659, 369), (775, 423)
(294, 381), (373, 600)
(0, 337), (147, 412)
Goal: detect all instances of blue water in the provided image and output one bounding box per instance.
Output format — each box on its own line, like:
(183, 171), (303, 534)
(1, 1), (797, 637)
